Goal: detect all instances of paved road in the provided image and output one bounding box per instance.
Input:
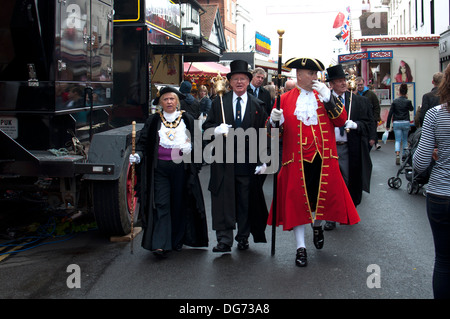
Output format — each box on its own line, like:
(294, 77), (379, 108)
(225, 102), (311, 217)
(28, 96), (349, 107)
(0, 139), (434, 302)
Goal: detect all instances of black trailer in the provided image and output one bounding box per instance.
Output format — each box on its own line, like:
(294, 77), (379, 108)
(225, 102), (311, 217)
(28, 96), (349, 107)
(0, 0), (158, 236)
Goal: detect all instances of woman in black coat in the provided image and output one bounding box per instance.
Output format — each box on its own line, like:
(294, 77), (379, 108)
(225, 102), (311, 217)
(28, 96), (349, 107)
(130, 87), (208, 257)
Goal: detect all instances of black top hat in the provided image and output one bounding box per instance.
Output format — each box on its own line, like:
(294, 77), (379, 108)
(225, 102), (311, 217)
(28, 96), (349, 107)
(284, 57), (325, 71)
(226, 60), (252, 81)
(153, 86), (186, 105)
(325, 65), (347, 82)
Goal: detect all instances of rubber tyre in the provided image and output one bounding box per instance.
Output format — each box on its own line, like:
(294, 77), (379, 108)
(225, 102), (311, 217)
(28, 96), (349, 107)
(407, 182), (413, 194)
(92, 146), (139, 236)
(388, 177), (395, 188)
(393, 177), (402, 189)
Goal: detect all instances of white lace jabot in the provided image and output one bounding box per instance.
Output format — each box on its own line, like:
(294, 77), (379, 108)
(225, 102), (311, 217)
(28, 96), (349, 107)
(293, 87), (318, 126)
(158, 111), (189, 148)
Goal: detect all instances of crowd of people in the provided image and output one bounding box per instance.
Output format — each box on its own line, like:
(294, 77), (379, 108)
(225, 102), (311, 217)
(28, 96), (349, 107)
(129, 58), (450, 298)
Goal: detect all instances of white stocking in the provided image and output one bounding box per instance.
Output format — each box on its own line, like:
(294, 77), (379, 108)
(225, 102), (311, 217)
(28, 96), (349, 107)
(294, 225), (306, 249)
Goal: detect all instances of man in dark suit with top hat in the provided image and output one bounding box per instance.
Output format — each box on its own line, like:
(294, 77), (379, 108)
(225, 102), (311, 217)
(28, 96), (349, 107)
(267, 57), (360, 267)
(203, 60), (269, 253)
(324, 64), (374, 230)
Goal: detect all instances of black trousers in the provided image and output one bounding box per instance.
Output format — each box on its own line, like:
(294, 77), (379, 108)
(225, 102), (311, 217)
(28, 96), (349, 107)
(216, 175), (251, 246)
(303, 155), (322, 212)
(153, 159), (186, 250)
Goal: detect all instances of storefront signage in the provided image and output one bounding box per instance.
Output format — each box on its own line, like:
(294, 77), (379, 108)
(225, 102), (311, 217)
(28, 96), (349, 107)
(255, 32), (271, 56)
(338, 50), (393, 63)
(146, 0), (181, 40)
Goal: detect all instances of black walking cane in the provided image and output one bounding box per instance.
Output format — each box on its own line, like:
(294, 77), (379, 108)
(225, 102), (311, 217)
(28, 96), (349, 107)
(272, 30), (284, 256)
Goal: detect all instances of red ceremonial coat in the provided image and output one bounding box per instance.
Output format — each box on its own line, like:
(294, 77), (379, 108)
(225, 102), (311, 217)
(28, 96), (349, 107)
(268, 87), (360, 230)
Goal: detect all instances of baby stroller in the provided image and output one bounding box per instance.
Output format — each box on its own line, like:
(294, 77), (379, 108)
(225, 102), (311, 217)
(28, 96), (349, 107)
(387, 128), (432, 194)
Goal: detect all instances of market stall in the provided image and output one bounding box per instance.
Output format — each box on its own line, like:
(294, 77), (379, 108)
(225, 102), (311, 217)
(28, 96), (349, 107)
(183, 62), (230, 95)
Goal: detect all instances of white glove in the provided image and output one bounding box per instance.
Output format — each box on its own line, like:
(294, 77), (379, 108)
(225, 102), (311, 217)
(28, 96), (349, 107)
(344, 120), (357, 130)
(214, 123), (231, 136)
(270, 108), (283, 122)
(254, 163), (267, 175)
(180, 142), (192, 155)
(312, 80), (331, 103)
(129, 153), (140, 164)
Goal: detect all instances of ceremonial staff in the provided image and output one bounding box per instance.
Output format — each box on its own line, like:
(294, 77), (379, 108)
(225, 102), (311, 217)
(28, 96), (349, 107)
(345, 75), (356, 133)
(272, 29), (284, 256)
(130, 121), (136, 254)
(212, 73), (228, 136)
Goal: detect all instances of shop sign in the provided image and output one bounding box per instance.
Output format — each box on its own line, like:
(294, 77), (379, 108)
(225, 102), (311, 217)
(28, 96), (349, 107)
(339, 50), (393, 63)
(146, 0), (181, 40)
(255, 32), (271, 56)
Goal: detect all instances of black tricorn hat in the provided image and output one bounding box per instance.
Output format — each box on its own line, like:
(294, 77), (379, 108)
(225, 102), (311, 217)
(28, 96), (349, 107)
(153, 86), (186, 105)
(226, 60), (252, 81)
(325, 64), (347, 82)
(284, 57), (325, 71)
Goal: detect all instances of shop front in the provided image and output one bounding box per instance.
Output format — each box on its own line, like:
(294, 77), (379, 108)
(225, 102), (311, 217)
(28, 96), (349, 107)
(339, 35), (440, 132)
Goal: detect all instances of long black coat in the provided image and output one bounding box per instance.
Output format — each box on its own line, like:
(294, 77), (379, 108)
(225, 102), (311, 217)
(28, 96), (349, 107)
(344, 92), (374, 206)
(202, 92), (269, 242)
(135, 111), (208, 250)
(419, 87), (440, 126)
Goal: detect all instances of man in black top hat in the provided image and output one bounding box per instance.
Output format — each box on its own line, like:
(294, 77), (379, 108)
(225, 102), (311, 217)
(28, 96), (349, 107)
(324, 64), (375, 230)
(203, 60), (269, 253)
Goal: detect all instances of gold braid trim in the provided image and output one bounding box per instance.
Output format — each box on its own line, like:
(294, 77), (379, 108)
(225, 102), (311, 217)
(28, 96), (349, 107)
(325, 95), (345, 119)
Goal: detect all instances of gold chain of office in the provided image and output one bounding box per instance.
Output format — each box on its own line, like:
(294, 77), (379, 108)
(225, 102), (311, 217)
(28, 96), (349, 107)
(158, 111), (184, 141)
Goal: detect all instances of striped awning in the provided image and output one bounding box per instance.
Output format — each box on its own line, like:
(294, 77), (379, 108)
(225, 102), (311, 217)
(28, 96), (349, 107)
(183, 62), (230, 77)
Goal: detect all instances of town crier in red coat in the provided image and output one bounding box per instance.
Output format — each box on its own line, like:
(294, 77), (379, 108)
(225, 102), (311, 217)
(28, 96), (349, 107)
(267, 57), (360, 267)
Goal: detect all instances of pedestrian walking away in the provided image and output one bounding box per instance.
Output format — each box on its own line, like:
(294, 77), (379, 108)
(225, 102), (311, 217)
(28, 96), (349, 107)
(267, 57), (360, 267)
(413, 64), (450, 299)
(418, 72), (443, 127)
(386, 83), (414, 165)
(131, 86), (208, 258)
(180, 80), (201, 120)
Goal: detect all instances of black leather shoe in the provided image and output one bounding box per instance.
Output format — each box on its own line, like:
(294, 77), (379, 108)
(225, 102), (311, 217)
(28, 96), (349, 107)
(237, 238), (249, 250)
(313, 226), (324, 249)
(212, 242), (231, 253)
(324, 221), (336, 231)
(295, 248), (307, 267)
(152, 249), (168, 258)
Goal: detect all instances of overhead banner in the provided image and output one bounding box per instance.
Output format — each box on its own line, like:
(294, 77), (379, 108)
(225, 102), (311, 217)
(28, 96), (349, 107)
(255, 32), (271, 56)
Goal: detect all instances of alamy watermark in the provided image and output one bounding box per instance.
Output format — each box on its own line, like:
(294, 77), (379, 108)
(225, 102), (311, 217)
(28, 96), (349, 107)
(66, 264), (81, 289)
(367, 264), (381, 288)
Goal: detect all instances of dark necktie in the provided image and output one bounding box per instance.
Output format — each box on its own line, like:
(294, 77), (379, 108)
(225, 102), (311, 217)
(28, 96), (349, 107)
(235, 97), (242, 127)
(339, 95), (345, 136)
